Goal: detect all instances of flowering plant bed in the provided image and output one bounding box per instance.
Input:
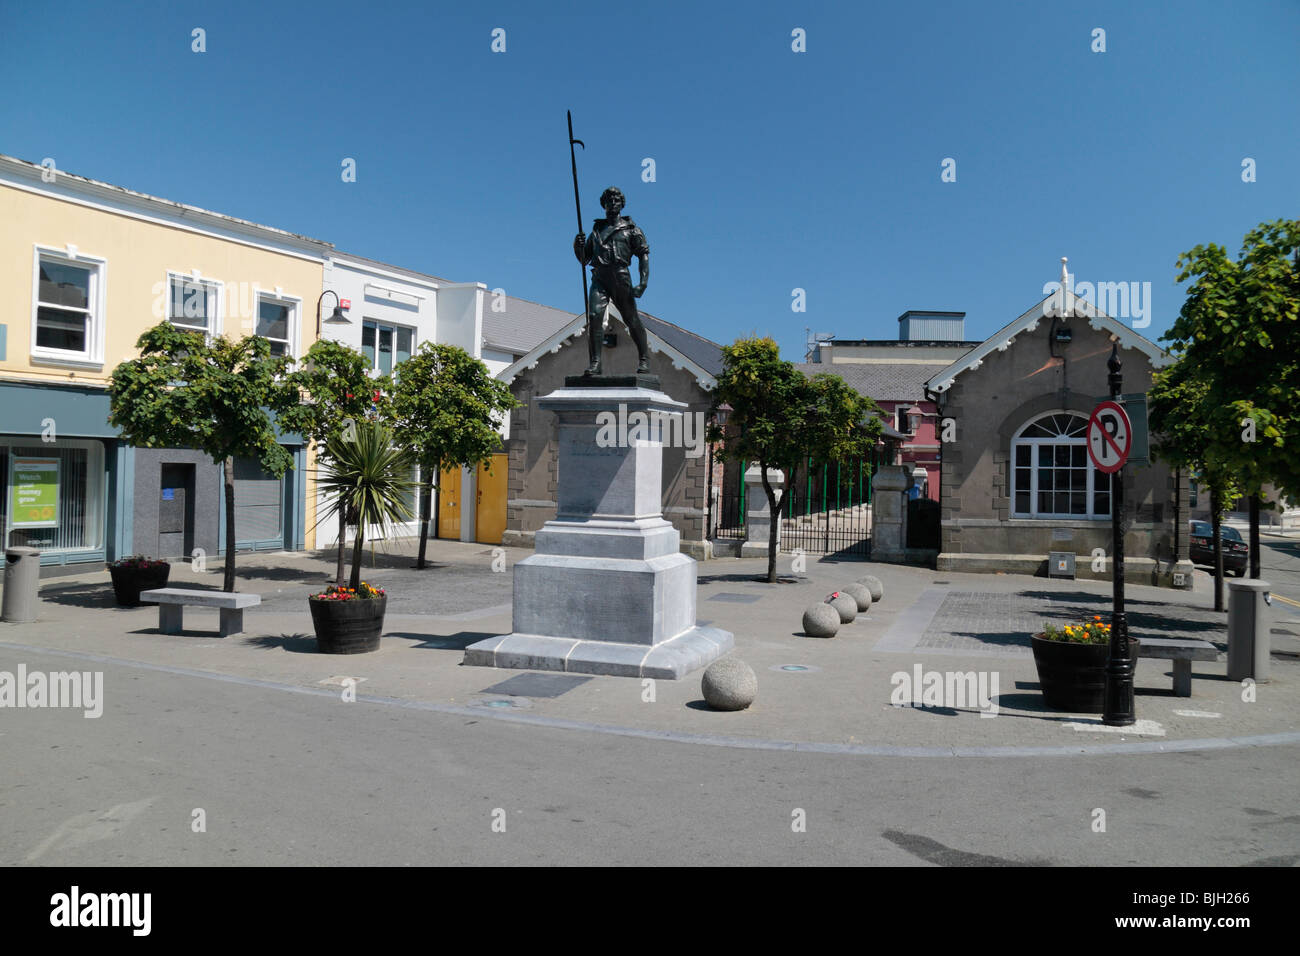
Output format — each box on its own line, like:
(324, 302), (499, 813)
(309, 582), (386, 602)
(1040, 616), (1111, 644)
(309, 583), (387, 653)
(107, 557), (171, 607)
(1031, 616), (1137, 714)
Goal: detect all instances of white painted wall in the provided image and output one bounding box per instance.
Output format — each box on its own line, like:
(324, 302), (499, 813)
(315, 258), (488, 547)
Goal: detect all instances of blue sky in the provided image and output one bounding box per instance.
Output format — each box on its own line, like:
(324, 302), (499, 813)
(2, 0), (1297, 358)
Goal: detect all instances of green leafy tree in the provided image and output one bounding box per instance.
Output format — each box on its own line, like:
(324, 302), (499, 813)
(1160, 219), (1300, 575)
(108, 323), (295, 592)
(707, 337), (881, 583)
(276, 339), (393, 585)
(315, 421), (416, 589)
(389, 343), (519, 569)
(1149, 359), (1243, 610)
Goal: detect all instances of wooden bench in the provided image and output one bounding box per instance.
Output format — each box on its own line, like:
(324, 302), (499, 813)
(1138, 637), (1219, 696)
(139, 588), (261, 637)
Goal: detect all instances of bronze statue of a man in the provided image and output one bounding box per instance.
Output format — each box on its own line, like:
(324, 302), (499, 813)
(573, 186), (651, 375)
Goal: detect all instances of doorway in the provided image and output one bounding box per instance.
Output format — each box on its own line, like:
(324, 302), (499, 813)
(158, 463), (195, 560)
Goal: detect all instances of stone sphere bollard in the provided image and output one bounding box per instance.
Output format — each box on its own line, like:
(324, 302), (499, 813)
(802, 603), (840, 637)
(702, 657), (757, 711)
(857, 574), (884, 603)
(827, 591), (857, 623)
(843, 582), (873, 613)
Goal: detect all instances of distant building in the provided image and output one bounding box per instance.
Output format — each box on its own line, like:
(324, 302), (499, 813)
(798, 310), (979, 500)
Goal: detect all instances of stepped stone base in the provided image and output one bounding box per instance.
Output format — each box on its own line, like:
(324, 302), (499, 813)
(465, 625), (733, 679)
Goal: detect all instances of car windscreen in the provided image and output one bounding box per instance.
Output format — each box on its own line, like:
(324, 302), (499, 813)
(1221, 527), (1244, 542)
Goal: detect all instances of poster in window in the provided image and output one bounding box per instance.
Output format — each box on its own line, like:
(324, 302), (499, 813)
(10, 456), (60, 528)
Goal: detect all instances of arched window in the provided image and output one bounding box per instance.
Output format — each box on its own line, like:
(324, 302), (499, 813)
(1011, 412), (1111, 518)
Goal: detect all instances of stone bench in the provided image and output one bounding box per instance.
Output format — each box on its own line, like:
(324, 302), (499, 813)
(1138, 637), (1219, 697)
(139, 588), (261, 637)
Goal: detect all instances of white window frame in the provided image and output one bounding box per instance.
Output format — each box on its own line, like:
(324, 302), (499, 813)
(1010, 411), (1111, 520)
(165, 270), (224, 341)
(30, 245), (107, 369)
(254, 291), (300, 360)
(360, 319), (417, 378)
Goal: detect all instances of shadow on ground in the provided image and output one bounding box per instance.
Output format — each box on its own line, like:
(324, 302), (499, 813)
(242, 633), (318, 653)
(39, 583), (119, 609)
(386, 630), (496, 650)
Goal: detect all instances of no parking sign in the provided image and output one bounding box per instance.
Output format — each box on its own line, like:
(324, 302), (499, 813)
(1087, 401), (1131, 473)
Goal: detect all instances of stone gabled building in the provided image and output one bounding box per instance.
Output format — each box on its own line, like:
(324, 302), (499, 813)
(924, 275), (1193, 588)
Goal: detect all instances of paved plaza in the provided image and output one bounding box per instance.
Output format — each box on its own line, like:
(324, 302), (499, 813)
(4, 538), (1298, 754)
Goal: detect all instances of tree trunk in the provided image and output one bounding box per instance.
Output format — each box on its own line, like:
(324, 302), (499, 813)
(761, 461), (779, 584)
(417, 474), (433, 569)
(1249, 494), (1261, 578)
(335, 509), (347, 586)
(349, 516), (366, 590)
(1210, 484), (1224, 613)
(223, 457), (237, 593)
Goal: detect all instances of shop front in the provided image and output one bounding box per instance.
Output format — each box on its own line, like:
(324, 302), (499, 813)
(0, 381), (126, 568)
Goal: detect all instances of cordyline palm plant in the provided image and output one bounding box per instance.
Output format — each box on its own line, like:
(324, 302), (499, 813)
(315, 420), (416, 590)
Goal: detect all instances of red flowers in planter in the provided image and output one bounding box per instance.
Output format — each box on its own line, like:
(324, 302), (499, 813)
(310, 582), (386, 602)
(108, 555), (168, 570)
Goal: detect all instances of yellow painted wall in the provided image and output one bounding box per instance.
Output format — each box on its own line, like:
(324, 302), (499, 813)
(0, 182), (324, 387)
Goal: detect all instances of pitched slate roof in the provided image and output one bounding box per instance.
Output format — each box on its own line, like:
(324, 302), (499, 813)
(640, 312), (723, 377)
(794, 361), (957, 402)
(496, 309), (724, 389)
(482, 296), (576, 356)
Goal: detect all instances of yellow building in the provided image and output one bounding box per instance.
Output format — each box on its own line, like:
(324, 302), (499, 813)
(0, 155), (329, 568)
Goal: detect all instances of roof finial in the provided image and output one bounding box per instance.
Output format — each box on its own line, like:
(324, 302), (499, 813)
(1060, 256), (1069, 293)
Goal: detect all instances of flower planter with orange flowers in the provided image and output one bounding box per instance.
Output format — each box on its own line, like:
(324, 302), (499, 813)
(308, 583), (387, 654)
(1030, 616), (1138, 713)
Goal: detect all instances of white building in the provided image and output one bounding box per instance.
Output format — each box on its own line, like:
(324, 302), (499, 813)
(313, 254), (572, 547)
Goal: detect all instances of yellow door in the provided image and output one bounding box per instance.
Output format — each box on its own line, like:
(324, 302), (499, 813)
(437, 467), (461, 539)
(475, 454), (508, 544)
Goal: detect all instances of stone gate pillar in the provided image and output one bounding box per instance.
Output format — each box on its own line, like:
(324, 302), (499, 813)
(871, 464), (911, 562)
(741, 464), (784, 558)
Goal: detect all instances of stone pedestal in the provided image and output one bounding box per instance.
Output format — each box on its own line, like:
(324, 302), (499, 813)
(464, 386), (733, 679)
(870, 465), (911, 562)
(741, 464), (784, 558)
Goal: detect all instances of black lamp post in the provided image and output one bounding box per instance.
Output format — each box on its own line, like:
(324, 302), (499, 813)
(316, 290), (351, 336)
(1102, 339), (1136, 725)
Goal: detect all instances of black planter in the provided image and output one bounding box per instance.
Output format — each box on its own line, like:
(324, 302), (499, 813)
(1031, 633), (1139, 713)
(309, 595), (387, 654)
(109, 562), (171, 607)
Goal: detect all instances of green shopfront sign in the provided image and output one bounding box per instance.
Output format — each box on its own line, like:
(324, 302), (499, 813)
(10, 456), (59, 528)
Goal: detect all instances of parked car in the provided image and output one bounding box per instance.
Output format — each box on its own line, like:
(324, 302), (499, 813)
(1189, 521), (1248, 576)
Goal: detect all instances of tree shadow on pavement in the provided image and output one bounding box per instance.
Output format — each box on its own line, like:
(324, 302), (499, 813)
(386, 630), (495, 650)
(38, 583), (119, 609)
(242, 633), (319, 653)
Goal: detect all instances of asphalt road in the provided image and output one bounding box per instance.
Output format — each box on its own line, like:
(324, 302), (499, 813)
(2, 646), (1296, 867)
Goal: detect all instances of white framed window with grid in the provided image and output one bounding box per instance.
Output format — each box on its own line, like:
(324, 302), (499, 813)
(31, 246), (107, 367)
(166, 272), (223, 340)
(1011, 412), (1112, 518)
(255, 292), (299, 358)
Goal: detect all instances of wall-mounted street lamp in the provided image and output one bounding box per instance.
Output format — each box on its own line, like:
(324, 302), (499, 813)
(316, 290), (352, 336)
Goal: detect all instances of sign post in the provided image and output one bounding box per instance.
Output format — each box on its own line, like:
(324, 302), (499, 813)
(1091, 345), (1135, 726)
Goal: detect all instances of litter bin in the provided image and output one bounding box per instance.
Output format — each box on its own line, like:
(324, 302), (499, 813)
(1227, 578), (1271, 683)
(2, 546), (42, 624)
